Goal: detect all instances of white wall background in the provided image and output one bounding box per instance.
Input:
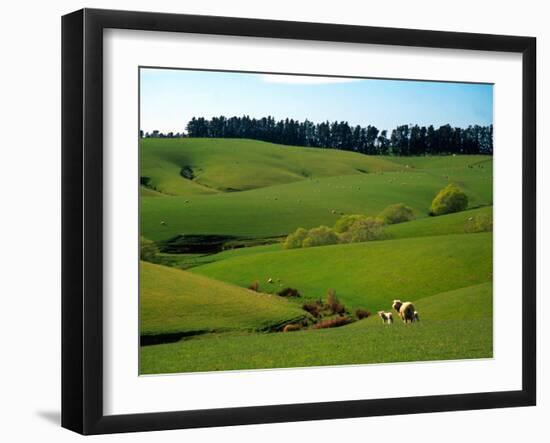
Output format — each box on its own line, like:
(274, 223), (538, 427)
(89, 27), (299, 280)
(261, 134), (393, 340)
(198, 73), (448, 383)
(0, 0), (546, 441)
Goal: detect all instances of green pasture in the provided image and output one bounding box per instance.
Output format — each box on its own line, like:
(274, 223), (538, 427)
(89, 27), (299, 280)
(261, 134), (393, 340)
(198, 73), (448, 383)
(140, 138), (402, 196)
(386, 206), (493, 239)
(384, 154), (492, 170)
(157, 206), (492, 270)
(140, 261), (306, 337)
(139, 138), (494, 374)
(140, 282), (492, 374)
(191, 232), (492, 311)
(141, 170), (492, 242)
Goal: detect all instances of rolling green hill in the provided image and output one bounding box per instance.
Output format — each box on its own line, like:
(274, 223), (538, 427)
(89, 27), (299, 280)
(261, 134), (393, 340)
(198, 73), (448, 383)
(140, 261), (306, 337)
(414, 281), (492, 320)
(156, 206), (493, 270)
(140, 139), (492, 242)
(140, 138), (403, 196)
(386, 206), (492, 239)
(191, 232), (492, 311)
(140, 282), (493, 374)
(384, 155), (493, 170)
(139, 138), (493, 375)
(141, 170), (492, 242)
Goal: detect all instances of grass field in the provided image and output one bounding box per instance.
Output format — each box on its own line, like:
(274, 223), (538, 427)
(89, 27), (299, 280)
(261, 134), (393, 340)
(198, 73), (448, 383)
(156, 206), (493, 270)
(141, 170), (492, 242)
(191, 233), (492, 311)
(140, 138), (403, 196)
(140, 282), (492, 374)
(384, 154), (492, 170)
(140, 261), (306, 337)
(386, 206), (493, 239)
(139, 138), (494, 374)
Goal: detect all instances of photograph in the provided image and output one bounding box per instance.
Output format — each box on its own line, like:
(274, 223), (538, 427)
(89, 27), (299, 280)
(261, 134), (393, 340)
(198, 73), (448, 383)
(138, 67), (494, 375)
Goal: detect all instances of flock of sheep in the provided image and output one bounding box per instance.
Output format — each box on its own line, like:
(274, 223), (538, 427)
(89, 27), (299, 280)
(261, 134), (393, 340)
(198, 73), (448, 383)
(377, 300), (420, 325)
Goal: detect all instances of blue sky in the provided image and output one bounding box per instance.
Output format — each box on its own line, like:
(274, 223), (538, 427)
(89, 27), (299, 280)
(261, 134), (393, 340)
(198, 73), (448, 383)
(140, 68), (493, 134)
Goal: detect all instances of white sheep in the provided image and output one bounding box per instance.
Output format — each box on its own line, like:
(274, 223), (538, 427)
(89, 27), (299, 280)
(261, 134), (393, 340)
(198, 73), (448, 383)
(392, 300), (416, 324)
(377, 311), (394, 324)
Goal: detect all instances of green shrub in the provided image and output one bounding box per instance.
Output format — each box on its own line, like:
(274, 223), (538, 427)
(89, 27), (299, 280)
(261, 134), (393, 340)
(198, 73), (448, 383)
(464, 214), (493, 233)
(140, 236), (159, 262)
(302, 226), (340, 248)
(283, 227), (308, 249)
(430, 183), (468, 216)
(333, 214), (368, 233)
(339, 217), (386, 243)
(284, 226), (340, 249)
(379, 203), (415, 224)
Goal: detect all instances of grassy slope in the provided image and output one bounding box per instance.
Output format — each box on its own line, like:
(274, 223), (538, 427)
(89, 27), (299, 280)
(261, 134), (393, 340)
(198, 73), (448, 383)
(384, 155), (492, 169)
(158, 243), (282, 269)
(158, 206), (493, 270)
(140, 186), (167, 197)
(141, 139), (492, 242)
(140, 261), (306, 336)
(140, 138), (403, 196)
(191, 232), (492, 311)
(414, 281), (492, 320)
(140, 282), (492, 374)
(139, 140), (493, 374)
(142, 169), (492, 242)
(386, 206), (493, 239)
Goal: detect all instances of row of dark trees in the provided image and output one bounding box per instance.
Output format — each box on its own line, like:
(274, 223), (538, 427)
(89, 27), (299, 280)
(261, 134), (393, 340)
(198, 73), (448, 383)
(141, 129), (185, 139)
(141, 115), (493, 155)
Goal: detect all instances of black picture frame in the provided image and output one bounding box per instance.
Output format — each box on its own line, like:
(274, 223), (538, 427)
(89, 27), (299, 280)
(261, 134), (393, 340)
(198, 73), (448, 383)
(62, 8), (537, 435)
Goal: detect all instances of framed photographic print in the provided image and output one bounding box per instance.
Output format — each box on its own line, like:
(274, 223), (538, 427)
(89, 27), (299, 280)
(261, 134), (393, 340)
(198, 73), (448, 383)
(62, 8), (536, 435)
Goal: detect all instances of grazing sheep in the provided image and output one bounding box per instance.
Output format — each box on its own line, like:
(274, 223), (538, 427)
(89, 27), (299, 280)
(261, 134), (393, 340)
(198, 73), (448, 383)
(377, 311), (394, 324)
(160, 220), (166, 226)
(282, 324), (301, 332)
(392, 300), (416, 324)
(267, 277), (273, 283)
(413, 311), (420, 322)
